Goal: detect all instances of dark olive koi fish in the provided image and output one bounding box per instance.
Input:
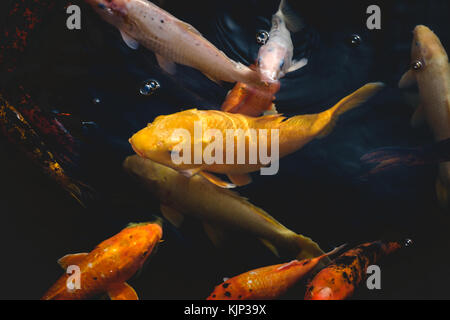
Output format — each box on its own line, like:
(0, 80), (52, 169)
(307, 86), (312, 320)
(0, 95), (93, 207)
(304, 239), (411, 300)
(42, 222), (163, 300)
(207, 244), (345, 300)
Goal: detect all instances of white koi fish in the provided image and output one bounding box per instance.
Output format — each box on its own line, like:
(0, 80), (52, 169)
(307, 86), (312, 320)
(85, 0), (262, 85)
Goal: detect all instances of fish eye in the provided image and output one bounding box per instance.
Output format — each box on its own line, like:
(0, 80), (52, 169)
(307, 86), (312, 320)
(412, 60), (423, 71)
(257, 58), (262, 66)
(279, 61), (285, 69)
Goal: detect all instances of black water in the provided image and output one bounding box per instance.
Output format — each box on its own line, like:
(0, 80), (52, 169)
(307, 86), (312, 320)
(1, 0), (450, 299)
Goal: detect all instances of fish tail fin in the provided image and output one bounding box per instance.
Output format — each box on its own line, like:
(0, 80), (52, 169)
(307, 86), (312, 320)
(318, 82), (385, 138)
(63, 180), (96, 208)
(319, 243), (347, 260)
(359, 146), (427, 176)
(359, 139), (450, 177)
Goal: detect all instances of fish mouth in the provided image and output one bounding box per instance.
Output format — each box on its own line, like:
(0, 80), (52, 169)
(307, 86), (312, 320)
(85, 0), (128, 16)
(129, 139), (146, 158)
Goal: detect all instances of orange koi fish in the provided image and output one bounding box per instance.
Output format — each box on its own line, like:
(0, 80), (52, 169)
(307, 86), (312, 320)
(221, 75), (280, 117)
(130, 83), (383, 188)
(304, 239), (410, 300)
(206, 244), (345, 300)
(42, 222), (163, 300)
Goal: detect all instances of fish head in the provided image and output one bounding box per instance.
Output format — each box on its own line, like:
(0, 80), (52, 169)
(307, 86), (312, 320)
(257, 42), (289, 82)
(410, 25), (449, 73)
(84, 0), (132, 29)
(129, 110), (201, 171)
(121, 222), (163, 267)
(256, 15), (292, 82)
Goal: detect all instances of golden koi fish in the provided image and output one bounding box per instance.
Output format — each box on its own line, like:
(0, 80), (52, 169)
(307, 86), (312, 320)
(399, 25), (450, 208)
(123, 155), (326, 260)
(85, 0), (262, 85)
(130, 83), (384, 188)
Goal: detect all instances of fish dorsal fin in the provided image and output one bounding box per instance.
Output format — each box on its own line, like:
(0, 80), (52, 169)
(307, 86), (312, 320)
(160, 204), (184, 228)
(254, 113), (286, 127)
(175, 20), (203, 36)
(107, 282), (139, 300)
(57, 253), (88, 270)
(200, 171), (236, 189)
(318, 82), (385, 138)
(276, 260), (301, 271)
(120, 30), (139, 50)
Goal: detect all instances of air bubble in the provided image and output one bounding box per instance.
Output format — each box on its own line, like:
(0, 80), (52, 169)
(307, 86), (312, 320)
(140, 79), (161, 96)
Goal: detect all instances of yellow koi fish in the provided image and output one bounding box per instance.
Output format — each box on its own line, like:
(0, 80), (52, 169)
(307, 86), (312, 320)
(399, 25), (450, 208)
(123, 155), (326, 260)
(129, 83), (384, 188)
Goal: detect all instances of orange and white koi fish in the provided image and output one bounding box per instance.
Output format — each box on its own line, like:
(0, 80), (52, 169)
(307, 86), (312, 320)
(85, 0), (262, 85)
(42, 222), (162, 300)
(399, 25), (450, 208)
(206, 244), (345, 300)
(304, 240), (409, 300)
(130, 83), (383, 188)
(257, 0), (307, 82)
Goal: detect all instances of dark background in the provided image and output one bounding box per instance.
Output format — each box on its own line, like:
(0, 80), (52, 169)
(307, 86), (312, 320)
(1, 0), (450, 299)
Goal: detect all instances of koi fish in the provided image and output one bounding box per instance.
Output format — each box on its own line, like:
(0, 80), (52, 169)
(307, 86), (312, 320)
(399, 25), (450, 208)
(206, 244), (345, 300)
(123, 155), (326, 261)
(304, 239), (410, 300)
(42, 222), (163, 300)
(129, 83), (384, 188)
(0, 95), (93, 207)
(85, 0), (262, 85)
(256, 0), (307, 82)
(221, 74), (280, 117)
(360, 138), (450, 177)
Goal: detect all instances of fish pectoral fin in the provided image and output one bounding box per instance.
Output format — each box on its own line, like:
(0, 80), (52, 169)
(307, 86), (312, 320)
(57, 253), (88, 270)
(410, 104), (426, 128)
(156, 54), (177, 75)
(227, 174), (252, 187)
(202, 72), (223, 86)
(107, 282), (139, 300)
(399, 69), (417, 89)
(263, 104), (278, 116)
(258, 239), (280, 257)
(200, 172), (236, 189)
(203, 223), (227, 247)
(287, 58), (308, 73)
(179, 168), (202, 178)
(120, 30), (140, 50)
(160, 204), (184, 228)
